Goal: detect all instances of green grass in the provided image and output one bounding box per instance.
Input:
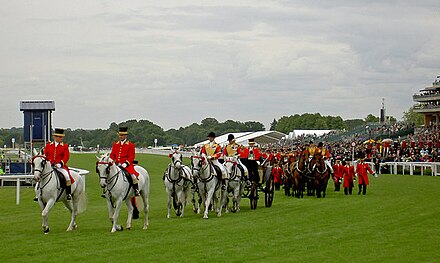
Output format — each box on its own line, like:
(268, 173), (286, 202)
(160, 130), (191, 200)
(0, 153), (439, 262)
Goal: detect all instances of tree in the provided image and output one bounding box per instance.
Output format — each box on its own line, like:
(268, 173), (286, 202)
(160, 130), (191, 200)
(269, 119), (277, 131)
(365, 114), (379, 123)
(402, 106), (424, 125)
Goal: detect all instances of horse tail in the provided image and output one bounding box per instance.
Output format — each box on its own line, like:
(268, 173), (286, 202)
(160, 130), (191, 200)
(77, 191), (87, 214)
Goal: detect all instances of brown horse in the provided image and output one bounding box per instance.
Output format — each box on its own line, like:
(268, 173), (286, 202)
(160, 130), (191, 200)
(310, 152), (330, 198)
(291, 150), (309, 198)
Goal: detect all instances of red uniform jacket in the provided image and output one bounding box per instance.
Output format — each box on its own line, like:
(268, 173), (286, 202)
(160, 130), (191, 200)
(44, 142), (70, 169)
(110, 140), (138, 176)
(342, 165), (355, 188)
(333, 163), (344, 181)
(238, 145), (262, 161)
(356, 162), (374, 185)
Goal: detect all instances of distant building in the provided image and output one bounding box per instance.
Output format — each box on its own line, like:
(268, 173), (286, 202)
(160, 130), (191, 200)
(413, 76), (440, 126)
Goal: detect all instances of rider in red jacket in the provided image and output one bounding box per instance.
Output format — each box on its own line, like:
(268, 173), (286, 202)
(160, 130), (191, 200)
(44, 128), (72, 200)
(110, 127), (140, 196)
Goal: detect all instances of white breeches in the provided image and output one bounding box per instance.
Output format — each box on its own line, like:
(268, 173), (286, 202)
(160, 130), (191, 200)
(56, 167), (70, 182)
(212, 159), (229, 179)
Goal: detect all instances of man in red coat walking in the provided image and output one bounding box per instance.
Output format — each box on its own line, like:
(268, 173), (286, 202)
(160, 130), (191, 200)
(332, 158), (344, 191)
(110, 127), (140, 196)
(355, 158), (377, 195)
(44, 128), (72, 200)
(342, 160), (355, 195)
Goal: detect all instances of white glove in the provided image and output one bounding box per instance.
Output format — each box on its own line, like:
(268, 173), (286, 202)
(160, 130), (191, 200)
(55, 163), (62, 168)
(256, 161), (261, 166)
(121, 162), (128, 168)
(207, 155), (212, 160)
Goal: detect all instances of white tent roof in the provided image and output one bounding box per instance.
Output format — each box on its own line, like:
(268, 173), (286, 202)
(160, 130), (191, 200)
(194, 131), (286, 147)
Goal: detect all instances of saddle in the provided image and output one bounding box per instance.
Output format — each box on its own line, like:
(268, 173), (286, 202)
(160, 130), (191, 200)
(213, 165), (222, 179)
(120, 167), (135, 186)
(54, 170), (75, 188)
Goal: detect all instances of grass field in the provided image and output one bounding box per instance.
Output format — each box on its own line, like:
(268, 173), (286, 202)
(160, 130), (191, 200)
(0, 153), (439, 263)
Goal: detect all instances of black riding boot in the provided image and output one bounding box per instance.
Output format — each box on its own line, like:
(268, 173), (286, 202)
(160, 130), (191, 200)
(349, 187), (353, 195)
(344, 188), (348, 195)
(363, 184), (367, 195)
(66, 185), (72, 200)
(358, 184), (362, 195)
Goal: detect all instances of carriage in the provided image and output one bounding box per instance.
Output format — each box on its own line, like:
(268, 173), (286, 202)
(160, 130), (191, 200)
(240, 163), (274, 209)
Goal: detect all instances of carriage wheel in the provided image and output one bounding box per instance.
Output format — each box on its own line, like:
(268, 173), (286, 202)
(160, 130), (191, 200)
(265, 175), (274, 207)
(250, 182), (258, 210)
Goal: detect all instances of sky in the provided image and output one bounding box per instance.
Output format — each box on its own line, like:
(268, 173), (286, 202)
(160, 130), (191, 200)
(1, 0), (439, 131)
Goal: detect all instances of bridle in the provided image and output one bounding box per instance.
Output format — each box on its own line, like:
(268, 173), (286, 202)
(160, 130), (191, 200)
(191, 155), (215, 182)
(165, 152), (185, 183)
(96, 160), (124, 191)
(32, 155), (54, 181)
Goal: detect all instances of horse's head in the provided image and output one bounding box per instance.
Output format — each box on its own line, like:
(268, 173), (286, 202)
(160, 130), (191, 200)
(190, 153), (206, 176)
(31, 149), (51, 182)
(96, 154), (115, 188)
(168, 151), (183, 170)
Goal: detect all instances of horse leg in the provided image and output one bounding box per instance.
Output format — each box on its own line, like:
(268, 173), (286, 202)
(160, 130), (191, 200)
(106, 199), (115, 227)
(217, 189), (223, 217)
(175, 189), (183, 217)
(125, 198), (133, 230)
(201, 191), (209, 219)
(232, 183), (240, 213)
(141, 193), (149, 230)
(111, 199), (124, 232)
(64, 199), (77, 231)
(166, 189), (172, 219)
(41, 198), (56, 234)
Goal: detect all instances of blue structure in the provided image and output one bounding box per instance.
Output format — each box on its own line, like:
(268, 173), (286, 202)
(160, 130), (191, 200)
(20, 100), (55, 143)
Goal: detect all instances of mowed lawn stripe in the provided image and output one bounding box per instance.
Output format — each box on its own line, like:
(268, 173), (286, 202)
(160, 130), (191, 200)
(0, 153), (438, 262)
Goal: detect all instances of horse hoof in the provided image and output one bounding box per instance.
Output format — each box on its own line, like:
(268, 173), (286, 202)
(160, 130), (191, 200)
(126, 227), (131, 230)
(43, 227), (50, 234)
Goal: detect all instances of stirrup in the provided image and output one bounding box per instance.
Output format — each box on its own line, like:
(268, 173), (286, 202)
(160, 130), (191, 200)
(66, 194), (72, 200)
(134, 189), (140, 196)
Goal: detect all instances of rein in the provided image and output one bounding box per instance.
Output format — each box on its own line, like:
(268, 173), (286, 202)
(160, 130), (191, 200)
(191, 156), (215, 183)
(96, 161), (130, 201)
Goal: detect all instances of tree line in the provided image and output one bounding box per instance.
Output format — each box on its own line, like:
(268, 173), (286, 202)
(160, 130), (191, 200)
(0, 108), (423, 149)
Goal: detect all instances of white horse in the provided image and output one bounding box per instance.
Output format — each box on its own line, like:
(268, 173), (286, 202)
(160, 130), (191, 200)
(32, 149), (86, 234)
(96, 154), (150, 232)
(190, 152), (222, 219)
(163, 151), (193, 218)
(223, 156), (244, 213)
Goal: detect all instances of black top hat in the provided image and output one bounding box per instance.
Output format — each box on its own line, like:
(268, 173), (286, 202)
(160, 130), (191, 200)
(207, 132), (216, 138)
(53, 128), (65, 137)
(248, 138), (255, 144)
(228, 134), (235, 141)
(317, 142), (323, 147)
(118, 127), (128, 135)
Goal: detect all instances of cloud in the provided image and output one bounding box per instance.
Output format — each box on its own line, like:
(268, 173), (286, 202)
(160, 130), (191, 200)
(0, 0), (439, 130)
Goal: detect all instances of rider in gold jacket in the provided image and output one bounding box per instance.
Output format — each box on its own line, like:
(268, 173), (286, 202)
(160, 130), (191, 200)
(223, 134), (248, 179)
(201, 132), (229, 190)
